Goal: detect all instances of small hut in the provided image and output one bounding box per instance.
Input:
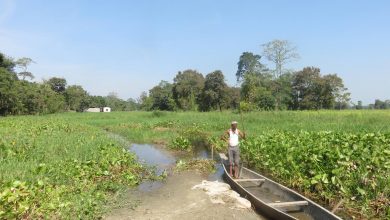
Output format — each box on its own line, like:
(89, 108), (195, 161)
(102, 107), (111, 112)
(85, 108), (101, 113)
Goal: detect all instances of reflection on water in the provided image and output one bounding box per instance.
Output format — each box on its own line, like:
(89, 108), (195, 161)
(208, 163), (225, 181)
(130, 144), (175, 175)
(137, 180), (165, 192)
(193, 145), (225, 182)
(129, 144), (176, 192)
(192, 145), (210, 159)
(128, 143), (225, 191)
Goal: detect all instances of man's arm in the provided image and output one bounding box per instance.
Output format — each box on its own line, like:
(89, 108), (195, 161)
(220, 130), (229, 141)
(239, 129), (246, 140)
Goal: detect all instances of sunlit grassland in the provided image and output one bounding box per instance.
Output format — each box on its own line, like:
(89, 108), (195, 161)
(56, 110), (390, 143)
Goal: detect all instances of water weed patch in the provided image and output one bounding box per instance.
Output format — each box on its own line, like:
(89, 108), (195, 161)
(240, 131), (390, 219)
(0, 116), (146, 219)
(175, 159), (216, 174)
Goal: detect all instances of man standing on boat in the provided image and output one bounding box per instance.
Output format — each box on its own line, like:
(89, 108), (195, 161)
(222, 121), (245, 178)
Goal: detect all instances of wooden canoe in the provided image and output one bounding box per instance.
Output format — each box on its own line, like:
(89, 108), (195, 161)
(219, 153), (342, 220)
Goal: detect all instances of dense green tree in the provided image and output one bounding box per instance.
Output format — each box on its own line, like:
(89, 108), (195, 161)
(334, 88), (351, 110)
(291, 67), (322, 110)
(35, 84), (65, 114)
(172, 70), (204, 111)
(271, 73), (293, 110)
(14, 80), (36, 114)
(199, 70), (227, 111)
(356, 101), (363, 110)
(221, 87), (241, 110)
(15, 82), (65, 115)
(374, 99), (383, 109)
(126, 98), (139, 111)
(138, 91), (153, 111)
(89, 96), (107, 108)
(149, 81), (176, 111)
(236, 52), (266, 82)
(65, 85), (90, 112)
(0, 67), (19, 115)
(374, 99), (389, 109)
(0, 53), (15, 72)
(46, 77), (67, 93)
(104, 92), (128, 111)
(241, 73), (263, 102)
(291, 67), (349, 110)
(240, 72), (275, 110)
(321, 74), (350, 109)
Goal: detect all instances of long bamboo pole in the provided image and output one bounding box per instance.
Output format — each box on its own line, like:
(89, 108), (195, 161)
(239, 109), (246, 178)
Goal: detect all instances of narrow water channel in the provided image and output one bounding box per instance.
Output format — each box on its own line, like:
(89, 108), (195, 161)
(128, 143), (225, 192)
(125, 140), (328, 220)
(129, 144), (175, 192)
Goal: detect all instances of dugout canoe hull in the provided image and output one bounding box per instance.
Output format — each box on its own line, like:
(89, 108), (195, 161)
(220, 156), (342, 220)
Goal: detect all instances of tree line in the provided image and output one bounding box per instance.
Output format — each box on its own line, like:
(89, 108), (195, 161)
(1, 39), (388, 115)
(368, 99), (390, 110)
(139, 40), (353, 111)
(0, 52), (137, 116)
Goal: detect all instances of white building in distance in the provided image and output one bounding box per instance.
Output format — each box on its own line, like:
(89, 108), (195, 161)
(85, 107), (111, 113)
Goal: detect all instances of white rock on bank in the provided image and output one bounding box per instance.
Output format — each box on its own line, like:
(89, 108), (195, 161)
(192, 180), (252, 209)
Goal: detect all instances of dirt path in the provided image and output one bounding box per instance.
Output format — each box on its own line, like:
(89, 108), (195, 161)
(104, 171), (265, 220)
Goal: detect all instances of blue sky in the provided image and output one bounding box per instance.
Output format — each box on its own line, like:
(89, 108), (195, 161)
(1, 0), (389, 104)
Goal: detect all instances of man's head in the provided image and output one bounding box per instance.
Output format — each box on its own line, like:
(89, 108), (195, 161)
(231, 121), (238, 130)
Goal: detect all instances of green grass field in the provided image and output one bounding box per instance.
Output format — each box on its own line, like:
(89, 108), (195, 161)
(59, 110), (390, 142)
(1, 110), (389, 219)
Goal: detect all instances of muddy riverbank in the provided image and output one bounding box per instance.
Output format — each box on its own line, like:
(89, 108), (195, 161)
(105, 171), (264, 220)
(103, 141), (265, 220)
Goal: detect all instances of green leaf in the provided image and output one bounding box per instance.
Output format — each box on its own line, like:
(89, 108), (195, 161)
(357, 187), (366, 195)
(12, 181), (22, 188)
(331, 176), (336, 185)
